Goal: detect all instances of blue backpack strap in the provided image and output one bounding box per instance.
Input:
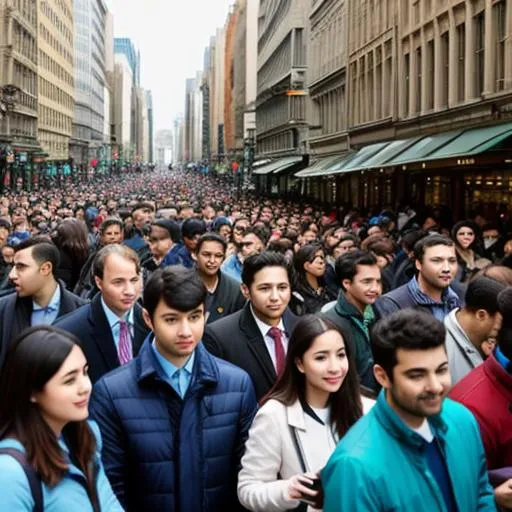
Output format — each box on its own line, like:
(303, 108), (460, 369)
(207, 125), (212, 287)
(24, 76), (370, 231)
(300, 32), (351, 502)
(0, 447), (43, 512)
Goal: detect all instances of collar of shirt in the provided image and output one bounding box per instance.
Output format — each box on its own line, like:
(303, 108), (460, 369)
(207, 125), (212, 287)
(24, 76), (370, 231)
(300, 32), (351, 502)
(151, 338), (195, 381)
(250, 303), (286, 338)
(100, 296), (134, 330)
(495, 347), (511, 371)
(32, 283), (61, 313)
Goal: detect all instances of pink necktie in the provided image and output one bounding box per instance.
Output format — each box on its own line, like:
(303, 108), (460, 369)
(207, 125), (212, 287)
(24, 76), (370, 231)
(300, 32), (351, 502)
(268, 327), (286, 376)
(118, 320), (133, 365)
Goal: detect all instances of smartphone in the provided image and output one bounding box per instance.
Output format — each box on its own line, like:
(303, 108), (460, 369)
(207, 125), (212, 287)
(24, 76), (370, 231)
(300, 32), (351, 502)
(299, 477), (323, 508)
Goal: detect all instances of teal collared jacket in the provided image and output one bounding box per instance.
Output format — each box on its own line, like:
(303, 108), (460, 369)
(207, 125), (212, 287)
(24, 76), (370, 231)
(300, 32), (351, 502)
(322, 391), (496, 512)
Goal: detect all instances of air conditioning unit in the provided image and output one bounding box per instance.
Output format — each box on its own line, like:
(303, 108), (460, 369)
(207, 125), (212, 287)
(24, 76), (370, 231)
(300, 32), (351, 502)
(290, 68), (306, 89)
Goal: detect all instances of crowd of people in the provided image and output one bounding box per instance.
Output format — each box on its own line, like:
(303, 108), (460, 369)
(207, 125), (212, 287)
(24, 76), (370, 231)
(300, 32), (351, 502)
(0, 166), (510, 511)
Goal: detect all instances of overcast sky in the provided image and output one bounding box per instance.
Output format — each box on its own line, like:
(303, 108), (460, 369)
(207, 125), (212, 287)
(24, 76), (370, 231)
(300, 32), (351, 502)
(106, 0), (233, 132)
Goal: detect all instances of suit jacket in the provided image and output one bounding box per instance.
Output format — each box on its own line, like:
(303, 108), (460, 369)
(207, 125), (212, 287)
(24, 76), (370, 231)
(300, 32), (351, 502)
(202, 303), (299, 400)
(55, 293), (150, 384)
(0, 280), (87, 371)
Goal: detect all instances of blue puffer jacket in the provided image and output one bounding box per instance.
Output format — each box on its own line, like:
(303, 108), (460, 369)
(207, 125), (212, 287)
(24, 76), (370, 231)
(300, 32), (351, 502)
(89, 337), (258, 511)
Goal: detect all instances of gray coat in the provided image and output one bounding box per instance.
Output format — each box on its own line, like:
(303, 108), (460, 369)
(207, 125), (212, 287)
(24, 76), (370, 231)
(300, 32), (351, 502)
(444, 308), (484, 385)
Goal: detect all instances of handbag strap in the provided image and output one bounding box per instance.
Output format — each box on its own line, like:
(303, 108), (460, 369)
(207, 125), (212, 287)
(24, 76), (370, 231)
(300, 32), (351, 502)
(0, 447), (43, 512)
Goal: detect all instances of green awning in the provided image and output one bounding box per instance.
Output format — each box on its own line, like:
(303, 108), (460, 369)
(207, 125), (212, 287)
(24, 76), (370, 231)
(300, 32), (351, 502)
(330, 142), (389, 175)
(252, 156), (302, 175)
(350, 137), (422, 170)
(295, 154), (345, 178)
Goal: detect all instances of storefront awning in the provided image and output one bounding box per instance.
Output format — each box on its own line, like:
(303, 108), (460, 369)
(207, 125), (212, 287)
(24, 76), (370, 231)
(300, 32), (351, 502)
(295, 154), (345, 178)
(252, 156), (302, 175)
(329, 142), (389, 175)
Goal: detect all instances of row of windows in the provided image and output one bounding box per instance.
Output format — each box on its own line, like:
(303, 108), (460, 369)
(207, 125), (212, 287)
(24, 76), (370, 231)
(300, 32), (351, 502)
(54, 0), (72, 22)
(39, 105), (72, 134)
(13, 60), (37, 97)
(13, 0), (37, 27)
(39, 50), (74, 87)
(12, 19), (37, 64)
(39, 134), (70, 159)
(257, 96), (289, 134)
(257, 130), (294, 154)
(8, 113), (37, 138)
(258, 35), (291, 95)
(314, 85), (346, 136)
(349, 0), (395, 52)
(38, 22), (73, 65)
(39, 76), (73, 112)
(39, 1), (73, 45)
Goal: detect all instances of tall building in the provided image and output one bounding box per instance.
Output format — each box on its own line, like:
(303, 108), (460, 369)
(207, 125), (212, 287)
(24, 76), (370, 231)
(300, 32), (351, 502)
(201, 47), (212, 162)
(212, 27), (226, 159)
(224, 7), (238, 153)
(114, 38), (140, 87)
(113, 53), (133, 159)
(0, 0), (41, 165)
(70, 0), (108, 166)
(155, 128), (172, 165)
(184, 76), (203, 162)
(145, 90), (154, 162)
(256, 0), (309, 157)
(173, 114), (184, 163)
(37, 0), (74, 162)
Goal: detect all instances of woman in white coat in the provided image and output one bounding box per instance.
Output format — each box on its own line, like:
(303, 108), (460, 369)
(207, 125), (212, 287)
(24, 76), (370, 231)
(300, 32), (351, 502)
(238, 314), (373, 511)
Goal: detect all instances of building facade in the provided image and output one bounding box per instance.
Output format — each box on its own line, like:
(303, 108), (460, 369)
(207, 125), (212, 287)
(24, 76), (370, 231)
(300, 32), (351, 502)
(70, 0), (107, 166)
(114, 37), (139, 87)
(256, 0), (309, 157)
(145, 89), (153, 162)
(37, 0), (74, 162)
(112, 52), (132, 158)
(0, 0), (41, 171)
(212, 26), (226, 159)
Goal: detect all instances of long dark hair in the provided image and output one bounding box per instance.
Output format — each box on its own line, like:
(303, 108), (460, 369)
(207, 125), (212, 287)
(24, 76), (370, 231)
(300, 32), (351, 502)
(294, 243), (326, 286)
(264, 315), (363, 438)
(52, 218), (90, 266)
(0, 326), (98, 506)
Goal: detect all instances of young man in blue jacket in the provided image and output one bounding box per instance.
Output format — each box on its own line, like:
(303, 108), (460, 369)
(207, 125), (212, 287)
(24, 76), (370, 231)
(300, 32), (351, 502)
(90, 266), (258, 511)
(322, 309), (496, 512)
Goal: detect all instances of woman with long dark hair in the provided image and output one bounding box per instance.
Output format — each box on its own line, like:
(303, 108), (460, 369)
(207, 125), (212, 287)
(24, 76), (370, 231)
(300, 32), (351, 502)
(291, 244), (337, 315)
(238, 315), (373, 511)
(0, 326), (122, 511)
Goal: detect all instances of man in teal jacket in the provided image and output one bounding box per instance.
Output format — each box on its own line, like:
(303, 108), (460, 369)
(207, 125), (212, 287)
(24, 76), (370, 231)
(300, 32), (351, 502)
(323, 309), (496, 512)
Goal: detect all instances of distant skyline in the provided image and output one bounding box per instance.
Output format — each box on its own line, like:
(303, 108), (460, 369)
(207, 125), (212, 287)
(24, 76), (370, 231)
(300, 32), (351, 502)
(106, 0), (233, 132)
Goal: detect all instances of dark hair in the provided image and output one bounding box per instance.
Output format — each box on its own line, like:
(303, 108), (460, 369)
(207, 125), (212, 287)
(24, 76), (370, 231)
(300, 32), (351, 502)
(241, 251), (292, 288)
(413, 234), (455, 263)
(401, 229), (428, 253)
(497, 287), (512, 359)
(473, 264), (512, 285)
(14, 235), (60, 274)
(92, 244), (140, 279)
(372, 309), (446, 380)
(294, 243), (324, 280)
(99, 217), (124, 235)
(464, 276), (506, 314)
(153, 219), (181, 243)
(264, 315), (362, 438)
(335, 250), (378, 289)
(244, 225), (270, 246)
(144, 266), (207, 318)
(181, 218), (206, 239)
(52, 219), (89, 267)
(0, 326), (98, 505)
(452, 220), (480, 250)
(196, 233), (227, 253)
(131, 201), (155, 215)
(363, 236), (396, 256)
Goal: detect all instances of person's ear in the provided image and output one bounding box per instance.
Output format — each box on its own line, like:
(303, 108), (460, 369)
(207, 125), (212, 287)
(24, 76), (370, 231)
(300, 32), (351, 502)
(342, 278), (352, 291)
(40, 261), (52, 276)
(241, 283), (250, 301)
(94, 276), (103, 292)
(415, 259), (421, 273)
(374, 364), (392, 389)
(142, 308), (154, 331)
(475, 309), (488, 322)
(191, 251), (198, 262)
(295, 357), (305, 374)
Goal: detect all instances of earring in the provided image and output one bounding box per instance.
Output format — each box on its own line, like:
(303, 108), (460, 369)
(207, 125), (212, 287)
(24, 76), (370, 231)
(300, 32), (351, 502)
(30, 397), (37, 403)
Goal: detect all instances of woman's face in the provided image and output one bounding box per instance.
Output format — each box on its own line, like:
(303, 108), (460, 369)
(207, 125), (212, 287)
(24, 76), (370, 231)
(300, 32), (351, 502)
(305, 250), (326, 278)
(296, 330), (349, 405)
(456, 227), (475, 250)
(32, 345), (92, 435)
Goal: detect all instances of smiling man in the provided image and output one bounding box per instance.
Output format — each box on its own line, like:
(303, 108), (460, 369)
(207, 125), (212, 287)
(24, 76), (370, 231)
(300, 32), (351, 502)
(203, 251), (298, 400)
(322, 250), (382, 391)
(89, 266), (257, 511)
(375, 235), (463, 321)
(322, 309), (496, 512)
(193, 233), (245, 324)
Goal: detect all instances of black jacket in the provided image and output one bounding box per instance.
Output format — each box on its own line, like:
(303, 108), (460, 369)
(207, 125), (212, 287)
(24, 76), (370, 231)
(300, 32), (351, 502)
(202, 303), (299, 400)
(0, 280), (87, 371)
(55, 293), (150, 383)
(205, 271), (246, 324)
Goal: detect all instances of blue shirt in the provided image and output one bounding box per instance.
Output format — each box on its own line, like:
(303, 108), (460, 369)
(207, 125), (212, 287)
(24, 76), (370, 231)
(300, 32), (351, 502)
(31, 284), (61, 326)
(151, 338), (195, 398)
(100, 297), (134, 352)
(221, 253), (242, 283)
(495, 347), (511, 372)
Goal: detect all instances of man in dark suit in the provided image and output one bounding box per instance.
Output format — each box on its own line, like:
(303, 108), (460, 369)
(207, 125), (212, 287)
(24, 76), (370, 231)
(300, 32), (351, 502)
(56, 244), (150, 383)
(0, 236), (87, 370)
(203, 251), (298, 400)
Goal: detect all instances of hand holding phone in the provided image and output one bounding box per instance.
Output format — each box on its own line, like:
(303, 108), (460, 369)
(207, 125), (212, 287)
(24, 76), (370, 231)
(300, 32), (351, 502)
(287, 472), (323, 508)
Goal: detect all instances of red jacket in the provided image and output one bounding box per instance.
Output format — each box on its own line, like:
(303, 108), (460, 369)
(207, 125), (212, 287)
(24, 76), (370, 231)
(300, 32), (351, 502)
(449, 354), (512, 470)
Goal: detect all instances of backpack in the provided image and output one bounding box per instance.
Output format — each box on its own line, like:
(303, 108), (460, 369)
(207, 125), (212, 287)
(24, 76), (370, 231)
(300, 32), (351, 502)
(0, 448), (43, 512)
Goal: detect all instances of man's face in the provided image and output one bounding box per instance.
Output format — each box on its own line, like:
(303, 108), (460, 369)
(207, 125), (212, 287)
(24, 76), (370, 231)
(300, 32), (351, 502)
(2, 246), (14, 264)
(94, 254), (142, 317)
(203, 206), (215, 220)
(343, 264), (382, 309)
(133, 208), (152, 229)
(242, 266), (291, 324)
(416, 245), (458, 291)
(367, 225), (384, 237)
(194, 240), (225, 277)
(143, 301), (204, 363)
(180, 207), (194, 220)
(9, 247), (50, 297)
(183, 234), (201, 252)
(377, 346), (451, 427)
(101, 225), (124, 245)
(149, 225), (172, 260)
(0, 226), (9, 245)
(233, 221), (249, 244)
(240, 233), (265, 259)
(300, 230), (317, 246)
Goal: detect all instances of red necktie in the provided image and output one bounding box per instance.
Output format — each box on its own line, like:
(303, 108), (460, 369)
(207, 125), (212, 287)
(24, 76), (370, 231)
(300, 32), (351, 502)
(268, 327), (285, 376)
